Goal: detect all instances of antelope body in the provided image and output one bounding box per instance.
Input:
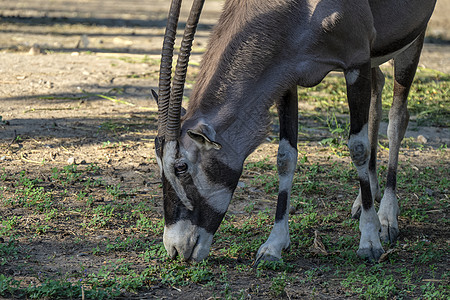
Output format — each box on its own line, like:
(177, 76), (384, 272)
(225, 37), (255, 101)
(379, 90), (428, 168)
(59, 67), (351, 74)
(155, 0), (437, 262)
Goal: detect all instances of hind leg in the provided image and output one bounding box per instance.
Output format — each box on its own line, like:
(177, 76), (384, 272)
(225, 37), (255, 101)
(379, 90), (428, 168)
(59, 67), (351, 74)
(378, 32), (426, 243)
(352, 67), (385, 219)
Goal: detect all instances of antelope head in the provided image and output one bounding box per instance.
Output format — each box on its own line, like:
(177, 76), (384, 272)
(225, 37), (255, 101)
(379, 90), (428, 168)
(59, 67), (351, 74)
(155, 0), (241, 262)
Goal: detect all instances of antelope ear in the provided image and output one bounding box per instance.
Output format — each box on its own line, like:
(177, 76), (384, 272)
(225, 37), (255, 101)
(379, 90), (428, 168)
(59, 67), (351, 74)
(151, 89), (158, 103)
(187, 125), (222, 150)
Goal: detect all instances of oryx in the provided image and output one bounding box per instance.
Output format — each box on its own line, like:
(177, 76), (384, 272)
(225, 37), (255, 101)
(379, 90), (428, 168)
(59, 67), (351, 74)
(154, 0), (436, 263)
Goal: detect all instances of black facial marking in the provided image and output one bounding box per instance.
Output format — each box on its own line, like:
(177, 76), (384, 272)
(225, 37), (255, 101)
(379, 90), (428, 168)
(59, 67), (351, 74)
(204, 156), (242, 190)
(162, 174), (180, 227)
(275, 191), (288, 222)
(163, 171), (226, 234)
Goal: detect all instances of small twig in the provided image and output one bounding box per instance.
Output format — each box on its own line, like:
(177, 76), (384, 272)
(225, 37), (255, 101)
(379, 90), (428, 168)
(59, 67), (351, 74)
(20, 153), (45, 165)
(171, 286), (182, 292)
(81, 89), (155, 110)
(23, 107), (79, 113)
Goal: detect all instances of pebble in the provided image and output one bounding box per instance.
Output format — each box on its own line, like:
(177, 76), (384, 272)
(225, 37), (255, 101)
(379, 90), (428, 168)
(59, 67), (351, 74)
(28, 44), (41, 55)
(237, 181), (246, 188)
(417, 135), (428, 144)
(67, 157), (76, 165)
(0, 156), (6, 161)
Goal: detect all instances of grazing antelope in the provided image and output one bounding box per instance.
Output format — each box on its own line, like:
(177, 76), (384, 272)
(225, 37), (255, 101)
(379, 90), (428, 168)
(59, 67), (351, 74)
(154, 0), (436, 263)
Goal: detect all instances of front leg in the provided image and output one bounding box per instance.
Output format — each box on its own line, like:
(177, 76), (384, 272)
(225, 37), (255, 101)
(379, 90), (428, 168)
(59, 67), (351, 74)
(345, 63), (384, 261)
(352, 67), (384, 219)
(255, 87), (298, 264)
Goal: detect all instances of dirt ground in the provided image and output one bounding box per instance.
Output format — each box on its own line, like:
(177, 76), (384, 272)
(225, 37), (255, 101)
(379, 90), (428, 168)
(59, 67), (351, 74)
(0, 0), (449, 299)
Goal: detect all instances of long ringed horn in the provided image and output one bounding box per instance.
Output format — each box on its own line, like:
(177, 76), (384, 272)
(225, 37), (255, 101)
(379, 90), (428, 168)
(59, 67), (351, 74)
(157, 0), (183, 139)
(166, 0), (205, 141)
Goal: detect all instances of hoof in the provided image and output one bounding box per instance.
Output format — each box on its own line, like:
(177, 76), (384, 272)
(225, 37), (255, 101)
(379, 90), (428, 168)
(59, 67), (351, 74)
(380, 225), (399, 243)
(253, 253), (281, 268)
(357, 247), (385, 262)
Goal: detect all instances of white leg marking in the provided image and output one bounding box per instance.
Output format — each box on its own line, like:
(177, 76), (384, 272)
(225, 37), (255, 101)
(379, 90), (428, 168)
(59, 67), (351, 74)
(348, 124), (370, 167)
(348, 125), (384, 260)
(256, 139), (297, 262)
(346, 69), (360, 85)
(164, 220), (213, 261)
(378, 188), (399, 243)
(256, 214), (290, 262)
(358, 206), (383, 259)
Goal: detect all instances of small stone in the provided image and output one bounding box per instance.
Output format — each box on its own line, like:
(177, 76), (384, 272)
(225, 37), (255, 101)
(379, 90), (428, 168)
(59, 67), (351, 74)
(67, 157), (76, 165)
(0, 156), (6, 161)
(28, 44), (41, 55)
(237, 181), (246, 188)
(425, 188), (435, 197)
(77, 252), (88, 257)
(417, 135), (428, 144)
(249, 187), (261, 193)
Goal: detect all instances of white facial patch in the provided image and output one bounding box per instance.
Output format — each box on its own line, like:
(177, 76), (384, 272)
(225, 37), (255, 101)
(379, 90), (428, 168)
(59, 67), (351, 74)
(346, 69), (360, 85)
(163, 219), (213, 261)
(155, 149), (163, 177)
(191, 167), (233, 214)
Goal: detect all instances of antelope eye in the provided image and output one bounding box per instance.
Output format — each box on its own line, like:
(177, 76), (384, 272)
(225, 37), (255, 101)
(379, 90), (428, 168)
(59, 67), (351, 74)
(174, 162), (188, 176)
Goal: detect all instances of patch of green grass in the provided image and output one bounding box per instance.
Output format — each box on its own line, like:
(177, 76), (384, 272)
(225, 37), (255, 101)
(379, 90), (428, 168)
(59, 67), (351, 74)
(299, 68), (449, 127)
(341, 264), (399, 299)
(0, 69), (447, 299)
(269, 271), (293, 297)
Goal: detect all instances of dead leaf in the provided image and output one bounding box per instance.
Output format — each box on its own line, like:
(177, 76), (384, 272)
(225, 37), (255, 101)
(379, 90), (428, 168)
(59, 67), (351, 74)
(378, 248), (396, 263)
(310, 230), (328, 255)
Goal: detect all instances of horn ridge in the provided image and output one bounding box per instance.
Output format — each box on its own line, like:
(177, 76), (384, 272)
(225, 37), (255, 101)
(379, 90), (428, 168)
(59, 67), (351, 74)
(166, 0), (206, 141)
(157, 0), (183, 139)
